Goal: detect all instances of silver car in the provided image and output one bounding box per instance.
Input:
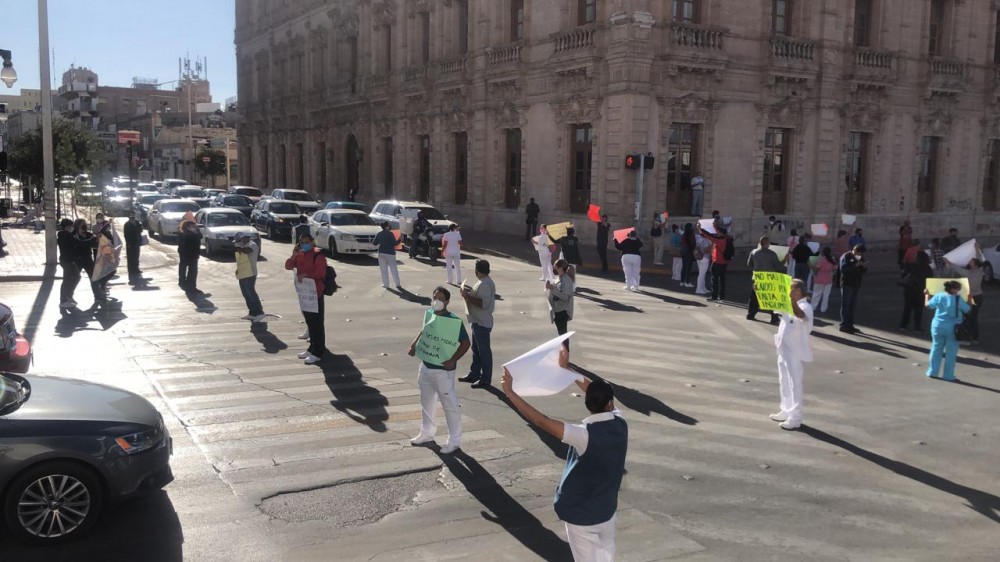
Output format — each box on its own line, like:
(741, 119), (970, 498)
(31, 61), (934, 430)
(194, 208), (260, 256)
(147, 199), (201, 239)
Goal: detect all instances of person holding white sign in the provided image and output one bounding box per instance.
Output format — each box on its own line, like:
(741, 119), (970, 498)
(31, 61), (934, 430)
(285, 232), (329, 365)
(409, 287), (470, 454)
(924, 281), (972, 381)
(501, 347), (627, 562)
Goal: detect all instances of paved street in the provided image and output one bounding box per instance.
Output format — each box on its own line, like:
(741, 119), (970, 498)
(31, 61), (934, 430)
(1, 226), (999, 561)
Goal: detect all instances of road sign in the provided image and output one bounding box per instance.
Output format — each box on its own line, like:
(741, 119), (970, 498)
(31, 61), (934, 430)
(202, 156), (211, 164)
(118, 130), (141, 145)
(209, 138), (227, 149)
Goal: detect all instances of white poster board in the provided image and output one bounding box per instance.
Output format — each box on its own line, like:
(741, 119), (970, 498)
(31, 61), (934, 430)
(842, 214), (857, 225)
(502, 333), (582, 397)
(811, 223), (828, 237)
(295, 278), (319, 313)
(770, 245), (789, 262)
(698, 219), (717, 234)
(806, 241), (821, 253)
(943, 239), (977, 268)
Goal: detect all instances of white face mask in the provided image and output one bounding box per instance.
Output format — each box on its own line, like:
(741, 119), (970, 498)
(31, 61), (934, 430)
(431, 299), (445, 312)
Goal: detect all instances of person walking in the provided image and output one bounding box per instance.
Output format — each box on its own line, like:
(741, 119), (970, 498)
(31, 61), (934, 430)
(690, 176), (705, 216)
(614, 230), (643, 291)
(669, 224), (683, 281)
(899, 251), (933, 332)
(650, 218), (665, 265)
(838, 244), (867, 334)
(747, 236), (783, 324)
(533, 225), (556, 283)
(234, 232), (266, 322)
(679, 223), (696, 288)
(697, 224), (731, 301)
(811, 246), (838, 315)
(442, 224), (463, 285)
(501, 349), (627, 562)
(71, 219), (101, 308)
(374, 222), (402, 289)
(547, 259), (576, 348)
(409, 286), (470, 454)
(285, 232), (329, 365)
(57, 218), (80, 309)
(177, 217), (203, 293)
(559, 227), (583, 269)
(694, 229), (712, 295)
(525, 198), (540, 241)
(459, 260), (496, 389)
(596, 215), (611, 273)
(791, 233), (815, 282)
(948, 252), (985, 345)
(924, 281), (972, 381)
(123, 212), (143, 283)
(769, 279), (814, 431)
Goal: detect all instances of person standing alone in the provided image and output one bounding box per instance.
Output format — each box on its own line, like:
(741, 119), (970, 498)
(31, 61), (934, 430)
(442, 224), (463, 285)
(235, 232), (266, 322)
(525, 198), (540, 241)
(596, 215), (611, 273)
(123, 212), (144, 283)
(57, 219), (80, 309)
(285, 233), (329, 365)
(533, 225), (556, 283)
(177, 216), (202, 293)
(924, 281), (971, 381)
(459, 260), (496, 389)
(614, 230), (643, 291)
(547, 259), (576, 347)
(838, 245), (867, 334)
(770, 279), (813, 430)
(374, 222), (402, 289)
(650, 218), (665, 265)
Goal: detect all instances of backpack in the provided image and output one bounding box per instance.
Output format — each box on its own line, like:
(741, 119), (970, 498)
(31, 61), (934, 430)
(312, 252), (339, 296)
(723, 237), (736, 261)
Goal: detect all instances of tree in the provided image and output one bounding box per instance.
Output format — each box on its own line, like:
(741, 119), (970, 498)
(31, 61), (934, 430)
(8, 118), (103, 186)
(194, 148), (227, 187)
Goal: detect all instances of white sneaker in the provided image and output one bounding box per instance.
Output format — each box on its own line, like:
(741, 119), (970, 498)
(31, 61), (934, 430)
(623, 285), (630, 290)
(297, 351), (311, 359)
(298, 330), (310, 340)
(410, 435), (435, 446)
(440, 443), (460, 454)
(241, 314), (254, 320)
(251, 314), (268, 323)
(769, 412), (788, 422)
(304, 354), (322, 365)
(780, 420), (801, 430)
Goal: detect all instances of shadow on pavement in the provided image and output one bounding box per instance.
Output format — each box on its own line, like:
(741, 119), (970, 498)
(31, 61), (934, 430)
(321, 354), (389, 433)
(800, 425), (1000, 524)
(635, 289), (708, 308)
(811, 331), (906, 359)
(250, 323), (288, 354)
(54, 309), (99, 338)
(856, 332), (1000, 371)
(392, 287), (432, 306)
(438, 449), (573, 562)
(186, 291), (217, 314)
(572, 365), (699, 426)
(949, 378), (1000, 394)
(484, 386), (567, 460)
(575, 293), (644, 313)
(20, 264), (57, 344)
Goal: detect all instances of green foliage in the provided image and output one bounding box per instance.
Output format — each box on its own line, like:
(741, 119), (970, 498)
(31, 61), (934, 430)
(7, 118), (103, 185)
(194, 148), (227, 178)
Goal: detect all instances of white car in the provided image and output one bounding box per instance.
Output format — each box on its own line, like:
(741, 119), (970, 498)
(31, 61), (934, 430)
(270, 189), (321, 214)
(148, 199), (201, 239)
(979, 241), (999, 283)
(310, 209), (381, 258)
(194, 208), (260, 256)
(159, 178), (188, 194)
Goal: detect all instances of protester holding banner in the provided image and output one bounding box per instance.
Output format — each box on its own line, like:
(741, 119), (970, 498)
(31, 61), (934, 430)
(747, 236), (784, 324)
(91, 220), (119, 309)
(235, 233), (266, 322)
(547, 259), (577, 348)
(900, 251), (933, 332)
(770, 279), (813, 430)
(696, 223), (730, 301)
(924, 281), (972, 381)
(285, 232), (328, 365)
(596, 215), (611, 273)
(533, 225), (556, 283)
(459, 260), (496, 389)
(615, 230), (643, 291)
(501, 347), (627, 562)
(409, 287), (470, 454)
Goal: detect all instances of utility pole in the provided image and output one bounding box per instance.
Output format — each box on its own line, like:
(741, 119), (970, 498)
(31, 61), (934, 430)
(38, 0), (57, 264)
(225, 137), (231, 189)
(187, 76), (194, 183)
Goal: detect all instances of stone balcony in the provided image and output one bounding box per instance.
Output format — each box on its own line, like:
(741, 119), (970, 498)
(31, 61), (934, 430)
(551, 25), (600, 55)
(438, 56), (467, 76)
(768, 35), (819, 79)
(925, 57), (968, 93)
(669, 21), (725, 51)
(487, 43), (522, 67)
(403, 66), (428, 83)
(849, 47), (900, 86)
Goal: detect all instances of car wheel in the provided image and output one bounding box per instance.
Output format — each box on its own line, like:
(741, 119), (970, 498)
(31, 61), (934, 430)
(328, 238), (339, 258)
(2, 460), (105, 544)
(984, 262), (995, 284)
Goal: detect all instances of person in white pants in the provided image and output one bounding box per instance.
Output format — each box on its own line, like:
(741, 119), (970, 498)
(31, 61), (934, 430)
(409, 287), (471, 454)
(615, 229), (643, 291)
(442, 224), (463, 284)
(373, 222), (402, 289)
(770, 280), (814, 430)
(533, 226), (555, 283)
(669, 224), (683, 281)
(695, 235), (712, 295)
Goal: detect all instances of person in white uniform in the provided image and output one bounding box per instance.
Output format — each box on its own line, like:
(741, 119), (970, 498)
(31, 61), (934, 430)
(442, 224), (463, 285)
(533, 225), (555, 283)
(770, 279), (814, 430)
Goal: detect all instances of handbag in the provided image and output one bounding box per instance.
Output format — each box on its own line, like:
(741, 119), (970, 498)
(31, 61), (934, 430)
(954, 296), (971, 341)
(140, 233), (149, 246)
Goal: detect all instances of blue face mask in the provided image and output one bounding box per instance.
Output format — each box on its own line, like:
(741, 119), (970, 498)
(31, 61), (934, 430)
(301, 243), (312, 252)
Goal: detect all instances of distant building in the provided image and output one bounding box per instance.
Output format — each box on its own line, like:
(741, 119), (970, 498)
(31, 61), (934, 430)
(0, 89), (42, 113)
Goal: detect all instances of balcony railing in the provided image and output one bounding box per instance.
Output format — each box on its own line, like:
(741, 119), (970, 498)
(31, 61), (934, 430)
(403, 66), (427, 82)
(854, 47), (895, 70)
(439, 56), (467, 75)
(929, 58), (965, 78)
(770, 36), (815, 61)
(488, 44), (522, 66)
(367, 72), (390, 89)
(669, 22), (724, 51)
(553, 25), (597, 54)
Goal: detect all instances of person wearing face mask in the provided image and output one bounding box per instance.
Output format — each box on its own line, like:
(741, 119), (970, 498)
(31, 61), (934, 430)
(409, 287), (471, 454)
(285, 233), (329, 365)
(91, 220), (119, 309)
(459, 260), (496, 389)
(57, 218), (81, 309)
(547, 258), (576, 349)
(374, 222), (403, 290)
(123, 212), (144, 283)
(442, 223), (463, 285)
(71, 219), (101, 307)
(234, 233), (266, 322)
(177, 217), (203, 293)
(770, 279), (814, 431)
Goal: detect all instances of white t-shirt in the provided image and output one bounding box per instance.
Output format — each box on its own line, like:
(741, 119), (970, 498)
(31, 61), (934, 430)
(442, 230), (462, 256)
(562, 410), (624, 456)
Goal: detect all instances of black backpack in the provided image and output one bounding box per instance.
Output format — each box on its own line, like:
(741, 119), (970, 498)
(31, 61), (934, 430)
(313, 253), (339, 295)
(723, 237), (736, 261)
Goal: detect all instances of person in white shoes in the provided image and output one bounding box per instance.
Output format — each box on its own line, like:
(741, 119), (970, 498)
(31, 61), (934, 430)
(442, 224), (463, 285)
(409, 287), (470, 454)
(234, 233), (266, 322)
(373, 222), (403, 289)
(770, 279), (814, 430)
(533, 225), (556, 283)
(285, 233), (328, 365)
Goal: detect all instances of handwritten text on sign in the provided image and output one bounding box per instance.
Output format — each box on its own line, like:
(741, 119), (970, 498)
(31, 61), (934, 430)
(753, 272), (794, 314)
(416, 310), (463, 366)
(295, 278), (319, 313)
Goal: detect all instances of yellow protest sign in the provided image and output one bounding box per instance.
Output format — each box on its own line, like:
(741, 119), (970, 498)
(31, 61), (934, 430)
(545, 222), (572, 241)
(416, 310), (463, 366)
(925, 278), (971, 300)
(753, 271), (794, 314)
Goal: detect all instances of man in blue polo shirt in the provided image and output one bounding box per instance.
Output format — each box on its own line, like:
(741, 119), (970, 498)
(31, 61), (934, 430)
(501, 349), (628, 561)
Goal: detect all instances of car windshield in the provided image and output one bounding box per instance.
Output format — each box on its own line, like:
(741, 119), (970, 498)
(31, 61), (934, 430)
(330, 213), (376, 226)
(108, 189), (132, 198)
(0, 374), (26, 411)
(208, 213), (250, 227)
(327, 202), (367, 212)
(224, 196), (253, 206)
(140, 195), (168, 204)
(234, 187), (263, 197)
(281, 191), (314, 202)
(411, 207), (445, 220)
(269, 202), (300, 214)
(177, 188), (207, 198)
(160, 201), (200, 213)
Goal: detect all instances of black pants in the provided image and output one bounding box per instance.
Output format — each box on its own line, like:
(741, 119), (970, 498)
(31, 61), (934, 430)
(900, 287), (924, 330)
(304, 295), (327, 357)
(80, 262), (103, 302)
(126, 243), (141, 275)
(748, 290), (778, 322)
(967, 295), (983, 341)
(526, 220), (537, 240)
(680, 252), (694, 284)
(710, 263), (728, 300)
(178, 256), (199, 290)
(60, 262), (81, 303)
(554, 310), (570, 350)
(597, 245), (608, 272)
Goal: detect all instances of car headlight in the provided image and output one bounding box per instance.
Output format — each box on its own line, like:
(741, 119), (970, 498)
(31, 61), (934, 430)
(339, 233), (354, 241)
(276, 218), (285, 223)
(115, 429), (159, 455)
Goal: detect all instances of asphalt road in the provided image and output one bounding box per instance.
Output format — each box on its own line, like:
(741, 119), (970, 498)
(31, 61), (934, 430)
(2, 232), (998, 561)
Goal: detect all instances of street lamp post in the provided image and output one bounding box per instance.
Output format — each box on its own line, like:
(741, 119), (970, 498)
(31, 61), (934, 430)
(37, 0), (58, 265)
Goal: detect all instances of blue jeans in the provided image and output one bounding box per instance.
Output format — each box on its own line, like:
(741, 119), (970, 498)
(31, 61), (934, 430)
(239, 276), (263, 316)
(840, 285), (859, 329)
(927, 325), (959, 380)
(468, 323), (493, 384)
(690, 189), (703, 216)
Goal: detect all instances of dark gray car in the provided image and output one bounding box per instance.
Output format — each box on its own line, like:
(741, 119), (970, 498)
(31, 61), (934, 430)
(0, 372), (173, 543)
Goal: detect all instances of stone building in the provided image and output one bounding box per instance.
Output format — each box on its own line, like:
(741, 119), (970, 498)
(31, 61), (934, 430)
(236, 0), (1000, 243)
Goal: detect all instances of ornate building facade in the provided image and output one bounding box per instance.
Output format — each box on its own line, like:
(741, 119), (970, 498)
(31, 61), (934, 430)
(236, 0), (1000, 242)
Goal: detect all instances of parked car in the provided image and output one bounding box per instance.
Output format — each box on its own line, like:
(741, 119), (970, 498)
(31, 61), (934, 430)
(137, 182), (159, 193)
(979, 242), (1000, 283)
(269, 189), (321, 214)
(135, 194), (170, 227)
(203, 188), (225, 198)
(0, 303), (31, 374)
(148, 199), (201, 239)
(228, 186), (263, 202)
(324, 201), (368, 213)
(310, 209), (381, 258)
(0, 371), (173, 543)
(159, 178), (187, 194)
(170, 186), (212, 208)
(211, 194), (255, 217)
(194, 208), (259, 256)
(369, 200), (455, 255)
(250, 200), (302, 240)
(103, 188), (134, 217)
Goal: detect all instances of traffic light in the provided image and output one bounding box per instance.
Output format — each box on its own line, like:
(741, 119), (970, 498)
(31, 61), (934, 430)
(624, 154), (640, 170)
(643, 154), (655, 170)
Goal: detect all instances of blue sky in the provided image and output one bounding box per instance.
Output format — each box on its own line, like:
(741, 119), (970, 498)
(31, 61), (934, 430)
(3, 0), (236, 102)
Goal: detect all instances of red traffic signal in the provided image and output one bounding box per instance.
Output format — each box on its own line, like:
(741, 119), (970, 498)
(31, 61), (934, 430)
(624, 154), (640, 170)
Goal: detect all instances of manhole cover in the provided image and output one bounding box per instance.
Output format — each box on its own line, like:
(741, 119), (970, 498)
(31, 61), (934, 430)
(259, 470), (441, 527)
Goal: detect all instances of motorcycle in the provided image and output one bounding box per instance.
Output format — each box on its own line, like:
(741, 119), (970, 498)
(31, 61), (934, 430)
(0, 303), (31, 374)
(408, 229), (441, 262)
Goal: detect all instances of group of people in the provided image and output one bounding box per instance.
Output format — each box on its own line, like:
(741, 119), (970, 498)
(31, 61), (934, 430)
(56, 212), (137, 311)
